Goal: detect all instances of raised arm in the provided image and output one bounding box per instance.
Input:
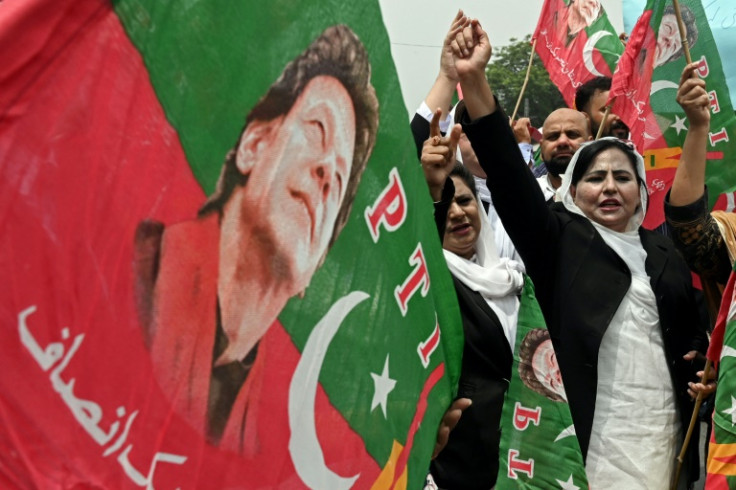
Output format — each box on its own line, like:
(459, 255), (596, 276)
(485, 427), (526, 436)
(421, 108), (461, 238)
(451, 21), (555, 277)
(425, 10), (468, 121)
(410, 11), (469, 158)
(669, 62), (711, 206)
(665, 64), (731, 284)
(452, 20), (496, 119)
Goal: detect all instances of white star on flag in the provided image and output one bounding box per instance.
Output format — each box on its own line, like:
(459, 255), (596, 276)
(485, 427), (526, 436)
(670, 115), (688, 135)
(723, 396), (736, 425)
(556, 474), (579, 490)
(370, 355), (396, 418)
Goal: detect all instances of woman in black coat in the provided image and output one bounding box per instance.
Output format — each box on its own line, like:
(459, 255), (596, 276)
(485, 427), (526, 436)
(445, 18), (708, 488)
(422, 114), (524, 489)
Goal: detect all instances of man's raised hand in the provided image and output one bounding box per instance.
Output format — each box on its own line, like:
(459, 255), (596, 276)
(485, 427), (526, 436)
(511, 117), (532, 144)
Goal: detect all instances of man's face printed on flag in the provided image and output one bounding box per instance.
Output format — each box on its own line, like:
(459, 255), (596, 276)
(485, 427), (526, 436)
(532, 338), (567, 402)
(568, 0), (602, 34)
(654, 14), (682, 68)
(236, 75), (356, 294)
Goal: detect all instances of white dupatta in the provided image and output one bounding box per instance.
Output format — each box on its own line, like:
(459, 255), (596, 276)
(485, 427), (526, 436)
(443, 193), (525, 351)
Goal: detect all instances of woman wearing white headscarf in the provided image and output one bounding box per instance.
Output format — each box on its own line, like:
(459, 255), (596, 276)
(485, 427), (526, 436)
(421, 115), (524, 489)
(451, 20), (708, 488)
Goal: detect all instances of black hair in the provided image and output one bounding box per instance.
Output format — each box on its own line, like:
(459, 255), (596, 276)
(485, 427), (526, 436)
(571, 139), (641, 187)
(574, 76), (611, 112)
(449, 162), (478, 199)
(199, 25), (379, 250)
(453, 99), (467, 126)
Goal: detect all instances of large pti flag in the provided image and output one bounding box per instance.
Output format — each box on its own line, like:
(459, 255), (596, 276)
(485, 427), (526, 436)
(608, 0), (736, 229)
(0, 0), (465, 488)
(495, 279), (588, 489)
(532, 0), (624, 107)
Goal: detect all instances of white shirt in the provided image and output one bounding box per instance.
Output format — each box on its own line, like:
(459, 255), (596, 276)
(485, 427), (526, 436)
(584, 223), (679, 489)
(585, 275), (679, 489)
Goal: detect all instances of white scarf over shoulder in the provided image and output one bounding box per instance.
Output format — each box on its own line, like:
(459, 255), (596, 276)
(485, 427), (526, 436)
(443, 193), (525, 351)
(555, 138), (680, 487)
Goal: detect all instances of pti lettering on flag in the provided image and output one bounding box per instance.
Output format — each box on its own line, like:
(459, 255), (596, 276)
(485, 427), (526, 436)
(495, 279), (588, 489)
(608, 0), (736, 229)
(532, 0), (624, 107)
(0, 0), (465, 488)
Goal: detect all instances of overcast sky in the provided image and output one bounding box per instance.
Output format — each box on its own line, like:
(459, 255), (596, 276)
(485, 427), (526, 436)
(377, 0), (625, 115)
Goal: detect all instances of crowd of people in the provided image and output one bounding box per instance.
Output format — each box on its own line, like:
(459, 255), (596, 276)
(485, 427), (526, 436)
(419, 11), (721, 489)
(127, 8), (723, 488)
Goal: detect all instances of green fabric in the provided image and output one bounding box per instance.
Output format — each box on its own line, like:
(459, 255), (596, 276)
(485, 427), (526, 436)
(496, 278), (588, 488)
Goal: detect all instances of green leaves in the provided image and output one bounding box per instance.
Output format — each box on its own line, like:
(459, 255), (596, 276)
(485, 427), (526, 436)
(486, 35), (566, 127)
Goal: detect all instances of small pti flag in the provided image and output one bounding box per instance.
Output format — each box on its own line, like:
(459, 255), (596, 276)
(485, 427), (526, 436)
(705, 270), (736, 488)
(495, 278), (588, 489)
(0, 0), (464, 488)
(606, 0), (668, 150)
(533, 0), (624, 107)
(608, 0), (736, 229)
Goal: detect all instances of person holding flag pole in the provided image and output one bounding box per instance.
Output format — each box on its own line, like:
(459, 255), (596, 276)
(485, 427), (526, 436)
(451, 17), (708, 488)
(665, 61), (736, 488)
(420, 108), (525, 489)
(609, 1), (718, 485)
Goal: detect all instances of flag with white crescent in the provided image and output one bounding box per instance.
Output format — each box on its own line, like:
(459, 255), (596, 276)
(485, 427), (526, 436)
(532, 0), (624, 107)
(607, 0), (736, 229)
(0, 0), (464, 488)
(705, 266), (736, 488)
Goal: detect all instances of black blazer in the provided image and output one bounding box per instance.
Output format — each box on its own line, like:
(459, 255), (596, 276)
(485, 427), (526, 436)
(429, 183), (513, 489)
(463, 108), (708, 479)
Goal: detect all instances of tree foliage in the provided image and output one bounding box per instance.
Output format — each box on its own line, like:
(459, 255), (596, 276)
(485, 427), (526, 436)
(486, 35), (566, 127)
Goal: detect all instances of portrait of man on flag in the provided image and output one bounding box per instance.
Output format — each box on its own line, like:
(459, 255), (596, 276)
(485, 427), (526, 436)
(553, 0), (603, 47)
(132, 24), (379, 449)
(654, 5), (698, 68)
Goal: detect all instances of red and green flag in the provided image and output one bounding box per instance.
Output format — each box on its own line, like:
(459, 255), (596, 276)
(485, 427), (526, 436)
(0, 0), (464, 488)
(533, 0), (624, 107)
(495, 279), (588, 489)
(704, 269), (736, 487)
(608, 0), (736, 229)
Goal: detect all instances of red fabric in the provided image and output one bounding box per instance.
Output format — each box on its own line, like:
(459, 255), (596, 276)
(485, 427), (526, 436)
(533, 0), (613, 107)
(146, 213), (381, 485)
(0, 0), (382, 486)
(607, 9), (666, 152)
(707, 270), (736, 363)
(642, 167), (675, 229)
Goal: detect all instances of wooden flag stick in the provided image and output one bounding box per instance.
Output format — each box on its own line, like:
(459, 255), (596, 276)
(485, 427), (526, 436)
(671, 358), (713, 490)
(671, 0), (693, 65)
(510, 38), (538, 123)
(595, 104), (612, 140)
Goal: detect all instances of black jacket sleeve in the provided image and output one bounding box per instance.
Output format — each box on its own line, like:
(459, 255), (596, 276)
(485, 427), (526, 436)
(433, 177), (455, 240)
(411, 113), (431, 161)
(461, 108), (561, 282)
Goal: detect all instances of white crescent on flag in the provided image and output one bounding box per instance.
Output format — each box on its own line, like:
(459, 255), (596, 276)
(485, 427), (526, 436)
(650, 80), (679, 95)
(555, 424), (577, 442)
(721, 345), (736, 360)
(583, 31), (613, 78)
(288, 291), (369, 489)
